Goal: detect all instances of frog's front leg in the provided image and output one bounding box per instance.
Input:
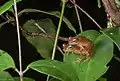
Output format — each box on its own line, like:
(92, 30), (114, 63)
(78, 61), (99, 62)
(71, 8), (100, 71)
(75, 57), (83, 63)
(75, 54), (85, 63)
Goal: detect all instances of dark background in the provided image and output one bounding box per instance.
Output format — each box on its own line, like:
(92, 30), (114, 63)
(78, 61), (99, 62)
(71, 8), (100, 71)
(0, 0), (120, 81)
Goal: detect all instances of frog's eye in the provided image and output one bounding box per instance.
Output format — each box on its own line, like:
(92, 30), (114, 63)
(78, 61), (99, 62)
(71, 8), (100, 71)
(73, 38), (76, 42)
(63, 44), (65, 47)
(68, 37), (72, 40)
(63, 44), (67, 48)
(68, 45), (72, 48)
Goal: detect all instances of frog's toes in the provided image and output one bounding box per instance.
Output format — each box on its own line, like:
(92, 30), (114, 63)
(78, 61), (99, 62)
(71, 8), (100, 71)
(74, 58), (83, 63)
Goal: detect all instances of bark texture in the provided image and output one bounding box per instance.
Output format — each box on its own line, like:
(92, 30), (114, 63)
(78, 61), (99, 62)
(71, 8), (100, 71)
(102, 0), (120, 26)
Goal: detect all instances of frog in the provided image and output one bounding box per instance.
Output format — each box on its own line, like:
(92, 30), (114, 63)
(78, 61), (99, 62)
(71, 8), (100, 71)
(63, 43), (85, 53)
(63, 36), (94, 62)
(68, 36), (93, 51)
(63, 43), (92, 62)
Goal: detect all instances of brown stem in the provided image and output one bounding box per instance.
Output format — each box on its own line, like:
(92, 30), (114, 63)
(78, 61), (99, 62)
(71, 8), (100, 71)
(26, 32), (68, 41)
(102, 0), (120, 26)
(108, 0), (118, 11)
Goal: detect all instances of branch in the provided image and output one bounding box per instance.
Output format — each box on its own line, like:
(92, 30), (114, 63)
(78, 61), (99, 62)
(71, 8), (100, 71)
(102, 0), (120, 26)
(13, 0), (23, 81)
(26, 32), (68, 41)
(72, 0), (83, 32)
(70, 0), (102, 29)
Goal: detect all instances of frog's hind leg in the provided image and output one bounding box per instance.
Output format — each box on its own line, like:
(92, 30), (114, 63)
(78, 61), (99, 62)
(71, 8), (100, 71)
(84, 44), (93, 62)
(84, 53), (91, 62)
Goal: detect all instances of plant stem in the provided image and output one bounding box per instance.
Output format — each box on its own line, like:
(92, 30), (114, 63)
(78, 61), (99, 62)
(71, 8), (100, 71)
(13, 0), (23, 81)
(73, 0), (83, 32)
(0, 21), (9, 28)
(51, 1), (66, 60)
(46, 1), (66, 81)
(114, 55), (120, 62)
(70, 0), (102, 29)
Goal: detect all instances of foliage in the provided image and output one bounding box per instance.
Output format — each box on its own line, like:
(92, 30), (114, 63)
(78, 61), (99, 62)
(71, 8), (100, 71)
(100, 27), (120, 51)
(0, 50), (15, 71)
(23, 18), (56, 59)
(18, 9), (76, 33)
(97, 0), (101, 8)
(27, 30), (113, 81)
(0, 71), (15, 81)
(98, 78), (107, 81)
(0, 0), (21, 15)
(0, 0), (119, 81)
(13, 77), (35, 81)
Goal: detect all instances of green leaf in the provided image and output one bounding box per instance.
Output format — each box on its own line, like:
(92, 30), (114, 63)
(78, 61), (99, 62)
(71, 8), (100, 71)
(19, 9), (76, 33)
(64, 32), (113, 81)
(28, 60), (79, 81)
(0, 71), (15, 81)
(14, 77), (35, 81)
(0, 0), (21, 15)
(27, 36), (53, 59)
(23, 18), (56, 33)
(100, 27), (120, 51)
(50, 78), (61, 81)
(23, 18), (56, 59)
(97, 0), (101, 8)
(27, 30), (113, 81)
(79, 30), (101, 42)
(93, 35), (113, 65)
(0, 50), (15, 71)
(98, 77), (107, 81)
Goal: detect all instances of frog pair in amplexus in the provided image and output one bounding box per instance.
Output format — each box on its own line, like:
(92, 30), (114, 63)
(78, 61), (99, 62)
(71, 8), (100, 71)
(63, 36), (94, 62)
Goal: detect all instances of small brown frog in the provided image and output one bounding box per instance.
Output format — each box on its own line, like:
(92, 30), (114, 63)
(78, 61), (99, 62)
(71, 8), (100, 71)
(68, 36), (93, 50)
(63, 43), (92, 62)
(63, 43), (88, 55)
(63, 36), (94, 62)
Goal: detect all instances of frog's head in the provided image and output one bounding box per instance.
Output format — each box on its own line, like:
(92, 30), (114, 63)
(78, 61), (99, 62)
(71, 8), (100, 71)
(63, 43), (74, 52)
(68, 36), (80, 45)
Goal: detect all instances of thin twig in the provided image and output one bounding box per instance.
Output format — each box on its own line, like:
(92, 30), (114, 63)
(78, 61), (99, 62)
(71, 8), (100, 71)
(25, 32), (65, 55)
(70, 0), (102, 29)
(0, 21), (9, 28)
(24, 31), (66, 55)
(13, 0), (23, 81)
(0, 15), (7, 20)
(14, 68), (19, 74)
(114, 55), (120, 62)
(26, 32), (68, 41)
(34, 20), (47, 34)
(72, 0), (83, 32)
(23, 67), (29, 74)
(57, 46), (64, 55)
